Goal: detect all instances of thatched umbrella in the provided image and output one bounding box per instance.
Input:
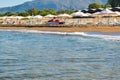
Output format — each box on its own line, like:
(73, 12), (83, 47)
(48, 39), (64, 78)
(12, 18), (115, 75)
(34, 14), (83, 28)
(111, 7), (120, 12)
(92, 8), (119, 24)
(71, 11), (88, 18)
(44, 14), (56, 18)
(33, 15), (43, 19)
(92, 8), (119, 17)
(57, 13), (72, 18)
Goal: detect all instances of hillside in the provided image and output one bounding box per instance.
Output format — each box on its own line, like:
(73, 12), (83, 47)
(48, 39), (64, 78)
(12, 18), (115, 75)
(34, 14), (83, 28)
(0, 0), (107, 12)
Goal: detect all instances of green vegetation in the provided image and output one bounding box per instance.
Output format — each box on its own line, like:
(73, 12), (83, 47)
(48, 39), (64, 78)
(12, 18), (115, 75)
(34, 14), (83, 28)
(0, 0), (106, 12)
(38, 9), (56, 16)
(104, 3), (111, 8)
(88, 2), (111, 9)
(89, 0), (120, 9)
(108, 0), (120, 7)
(16, 12), (29, 17)
(26, 8), (39, 16)
(88, 2), (104, 9)
(0, 8), (75, 16)
(0, 12), (3, 17)
(3, 12), (16, 16)
(1, 0), (118, 17)
(57, 9), (75, 15)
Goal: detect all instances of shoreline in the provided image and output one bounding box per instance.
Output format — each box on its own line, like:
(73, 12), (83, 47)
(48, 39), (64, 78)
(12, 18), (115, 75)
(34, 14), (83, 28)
(0, 24), (120, 32)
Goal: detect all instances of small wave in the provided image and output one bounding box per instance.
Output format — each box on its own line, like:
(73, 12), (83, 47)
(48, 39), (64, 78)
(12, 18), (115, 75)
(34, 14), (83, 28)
(85, 32), (120, 41)
(0, 29), (120, 41)
(0, 29), (87, 36)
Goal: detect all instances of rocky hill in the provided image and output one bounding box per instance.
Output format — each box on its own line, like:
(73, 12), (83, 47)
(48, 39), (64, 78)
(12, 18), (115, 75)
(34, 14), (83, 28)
(0, 0), (107, 12)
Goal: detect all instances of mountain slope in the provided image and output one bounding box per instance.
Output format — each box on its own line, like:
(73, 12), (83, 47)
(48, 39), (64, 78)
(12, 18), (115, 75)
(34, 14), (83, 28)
(0, 0), (107, 12)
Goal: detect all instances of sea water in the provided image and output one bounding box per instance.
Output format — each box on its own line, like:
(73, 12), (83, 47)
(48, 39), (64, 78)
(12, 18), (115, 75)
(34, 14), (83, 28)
(0, 30), (120, 80)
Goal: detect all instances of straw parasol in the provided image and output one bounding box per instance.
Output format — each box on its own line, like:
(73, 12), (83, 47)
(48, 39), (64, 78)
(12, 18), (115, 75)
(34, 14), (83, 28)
(33, 15), (43, 19)
(93, 8), (119, 17)
(0, 16), (24, 19)
(26, 16), (34, 18)
(57, 13), (72, 18)
(71, 11), (88, 17)
(92, 8), (120, 24)
(115, 11), (120, 16)
(44, 14), (56, 18)
(0, 16), (8, 19)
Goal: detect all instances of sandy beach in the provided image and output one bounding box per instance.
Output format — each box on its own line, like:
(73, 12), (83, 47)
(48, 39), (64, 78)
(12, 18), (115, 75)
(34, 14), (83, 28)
(0, 24), (120, 32)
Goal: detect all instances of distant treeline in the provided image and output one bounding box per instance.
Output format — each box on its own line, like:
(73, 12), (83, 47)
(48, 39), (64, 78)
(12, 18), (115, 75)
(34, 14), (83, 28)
(0, 0), (119, 17)
(88, 0), (120, 9)
(0, 9), (76, 17)
(108, 0), (120, 7)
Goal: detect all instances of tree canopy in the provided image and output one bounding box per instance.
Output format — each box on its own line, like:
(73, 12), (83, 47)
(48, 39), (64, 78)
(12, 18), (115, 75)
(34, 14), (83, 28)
(108, 0), (120, 7)
(88, 2), (104, 9)
(88, 2), (112, 9)
(0, 8), (75, 17)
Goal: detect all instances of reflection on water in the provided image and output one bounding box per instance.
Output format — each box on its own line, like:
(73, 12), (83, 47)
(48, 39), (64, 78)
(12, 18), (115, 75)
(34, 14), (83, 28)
(0, 31), (120, 80)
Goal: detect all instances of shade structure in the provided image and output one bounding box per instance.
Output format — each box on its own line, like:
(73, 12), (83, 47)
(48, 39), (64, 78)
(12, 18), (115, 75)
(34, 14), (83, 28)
(81, 9), (89, 13)
(111, 7), (120, 12)
(100, 8), (114, 14)
(115, 11), (120, 15)
(57, 13), (72, 18)
(86, 13), (91, 16)
(15, 16), (24, 19)
(26, 16), (34, 18)
(33, 15), (43, 18)
(0, 16), (24, 19)
(0, 16), (8, 19)
(71, 11), (88, 17)
(44, 14), (56, 18)
(8, 16), (17, 19)
(92, 8), (119, 17)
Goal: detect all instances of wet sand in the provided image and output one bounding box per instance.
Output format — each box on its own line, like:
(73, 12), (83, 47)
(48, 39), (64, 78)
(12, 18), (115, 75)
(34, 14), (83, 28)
(0, 24), (120, 32)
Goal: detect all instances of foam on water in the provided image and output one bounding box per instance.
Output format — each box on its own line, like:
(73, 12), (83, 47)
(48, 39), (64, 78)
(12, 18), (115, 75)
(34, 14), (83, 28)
(85, 32), (120, 41)
(0, 29), (120, 41)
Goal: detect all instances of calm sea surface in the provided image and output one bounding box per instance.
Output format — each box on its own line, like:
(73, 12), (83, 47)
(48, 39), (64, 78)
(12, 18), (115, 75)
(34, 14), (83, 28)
(0, 30), (120, 80)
